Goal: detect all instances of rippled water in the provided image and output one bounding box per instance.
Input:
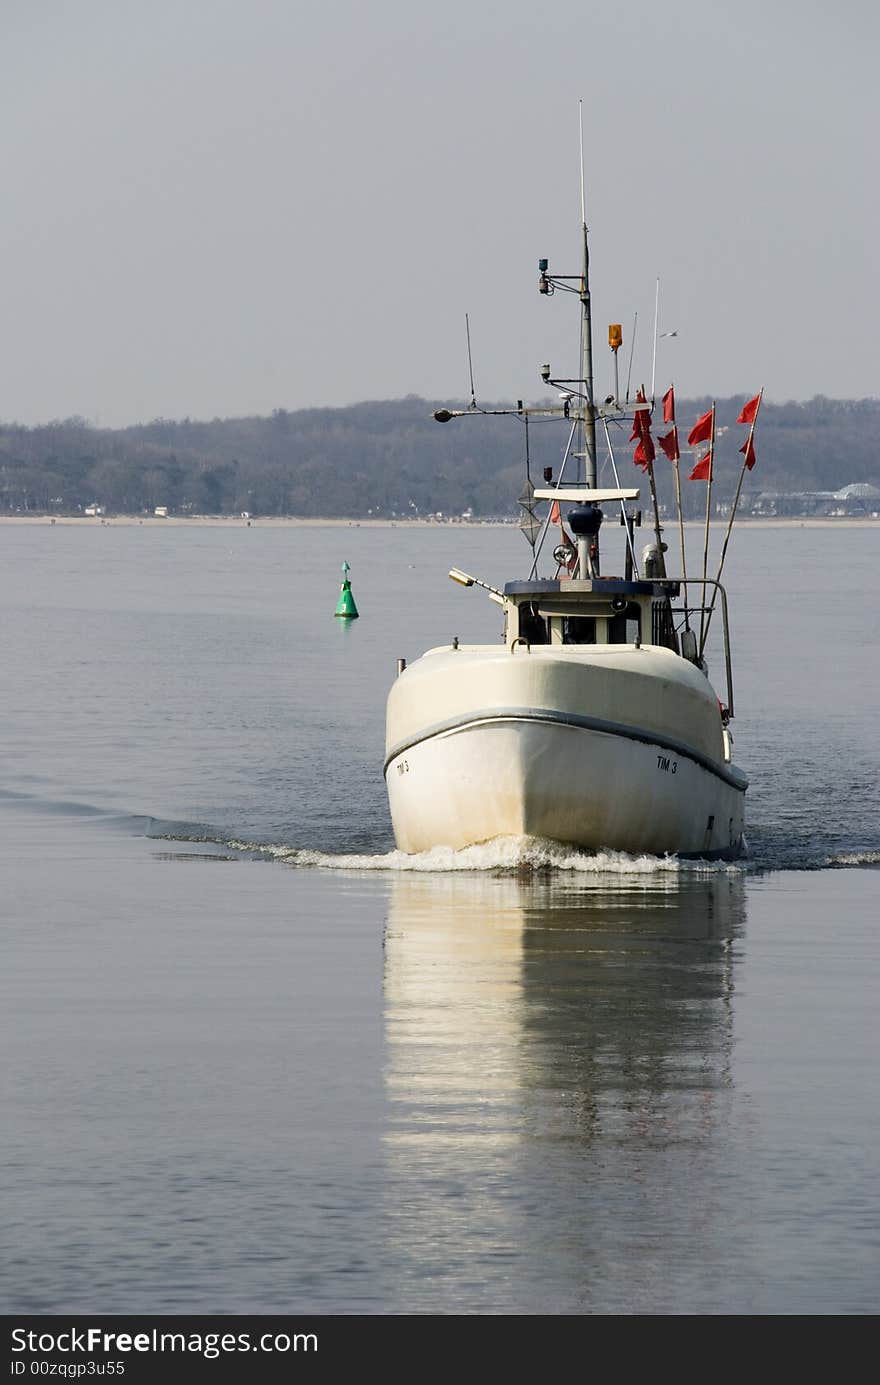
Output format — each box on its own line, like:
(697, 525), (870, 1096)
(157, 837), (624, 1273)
(0, 519), (878, 1313)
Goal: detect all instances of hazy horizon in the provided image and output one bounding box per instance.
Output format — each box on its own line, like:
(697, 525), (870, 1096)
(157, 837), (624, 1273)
(2, 0), (877, 428)
(3, 387), (878, 435)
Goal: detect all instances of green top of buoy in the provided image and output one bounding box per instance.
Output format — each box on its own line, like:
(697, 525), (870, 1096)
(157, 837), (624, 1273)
(334, 559), (359, 619)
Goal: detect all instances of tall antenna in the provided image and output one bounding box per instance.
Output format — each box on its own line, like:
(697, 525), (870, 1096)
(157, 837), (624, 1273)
(465, 313), (477, 409)
(577, 99), (596, 488)
(650, 278), (660, 403)
(625, 311), (638, 402)
(579, 99), (586, 227)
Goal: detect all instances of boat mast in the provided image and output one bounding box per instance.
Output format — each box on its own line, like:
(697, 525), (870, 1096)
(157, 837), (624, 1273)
(579, 222), (598, 488)
(437, 107), (605, 577)
(579, 103), (597, 489)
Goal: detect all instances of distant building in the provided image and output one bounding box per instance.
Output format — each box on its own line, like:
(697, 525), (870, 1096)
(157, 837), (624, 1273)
(84, 504), (105, 517)
(154, 506), (169, 517)
(836, 482), (880, 505)
(750, 481), (880, 517)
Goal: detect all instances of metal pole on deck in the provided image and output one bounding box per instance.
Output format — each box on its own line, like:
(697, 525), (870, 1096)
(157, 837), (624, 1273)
(698, 403), (716, 653)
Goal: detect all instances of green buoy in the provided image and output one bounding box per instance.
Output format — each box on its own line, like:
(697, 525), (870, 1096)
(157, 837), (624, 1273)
(334, 560), (359, 619)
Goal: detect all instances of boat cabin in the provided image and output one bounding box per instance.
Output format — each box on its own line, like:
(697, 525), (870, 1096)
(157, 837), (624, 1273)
(503, 579), (678, 652)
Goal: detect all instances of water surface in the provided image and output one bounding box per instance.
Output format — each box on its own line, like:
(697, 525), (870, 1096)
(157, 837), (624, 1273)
(1, 521), (877, 1313)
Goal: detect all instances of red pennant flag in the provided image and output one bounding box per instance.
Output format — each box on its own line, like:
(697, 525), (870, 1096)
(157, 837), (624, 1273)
(739, 436), (757, 470)
(687, 408), (713, 446)
(662, 386), (675, 424)
(736, 393), (761, 425)
(658, 429), (680, 462)
(550, 500), (562, 524)
(689, 450), (712, 481)
(631, 387), (655, 466)
(629, 405), (650, 441)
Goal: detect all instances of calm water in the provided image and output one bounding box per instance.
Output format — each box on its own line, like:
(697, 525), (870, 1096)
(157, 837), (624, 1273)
(1, 519), (878, 1313)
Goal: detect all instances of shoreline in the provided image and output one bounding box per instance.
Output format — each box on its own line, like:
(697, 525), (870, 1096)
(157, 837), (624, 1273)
(0, 514), (877, 529)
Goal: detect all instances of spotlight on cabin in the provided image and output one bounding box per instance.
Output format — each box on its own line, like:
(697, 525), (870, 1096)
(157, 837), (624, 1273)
(448, 568), (475, 587)
(433, 409), (453, 423)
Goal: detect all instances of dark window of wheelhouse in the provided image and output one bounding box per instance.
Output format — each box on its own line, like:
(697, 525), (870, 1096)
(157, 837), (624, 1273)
(519, 602), (549, 644)
(562, 616), (596, 644)
(607, 603), (641, 644)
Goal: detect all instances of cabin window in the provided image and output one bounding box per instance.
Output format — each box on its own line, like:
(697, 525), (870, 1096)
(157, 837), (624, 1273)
(518, 603), (549, 644)
(607, 604), (641, 644)
(562, 616), (596, 645)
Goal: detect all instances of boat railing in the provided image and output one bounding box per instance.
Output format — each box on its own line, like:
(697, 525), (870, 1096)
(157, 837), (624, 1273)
(652, 578), (735, 717)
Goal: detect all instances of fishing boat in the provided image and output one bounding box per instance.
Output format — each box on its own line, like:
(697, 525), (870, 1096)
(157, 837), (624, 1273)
(384, 143), (751, 860)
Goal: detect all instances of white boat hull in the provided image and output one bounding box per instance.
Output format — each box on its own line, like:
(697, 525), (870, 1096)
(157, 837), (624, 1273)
(385, 645), (747, 859)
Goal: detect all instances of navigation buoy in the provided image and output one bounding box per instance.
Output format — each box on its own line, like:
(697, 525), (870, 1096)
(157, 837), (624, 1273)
(334, 560), (359, 619)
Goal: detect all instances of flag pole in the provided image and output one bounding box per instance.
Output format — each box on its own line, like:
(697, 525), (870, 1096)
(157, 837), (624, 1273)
(671, 419), (689, 629)
(700, 389), (763, 656)
(650, 278), (660, 404)
(646, 457), (666, 576)
(697, 402), (716, 654)
(638, 384), (666, 577)
(661, 385), (688, 628)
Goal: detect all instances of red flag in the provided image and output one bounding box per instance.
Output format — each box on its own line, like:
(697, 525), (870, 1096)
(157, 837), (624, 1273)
(687, 408), (713, 446)
(662, 386), (675, 424)
(736, 393), (761, 425)
(629, 407), (650, 442)
(739, 436), (757, 470)
(689, 450), (712, 481)
(631, 387), (655, 466)
(550, 500), (562, 524)
(658, 429), (680, 462)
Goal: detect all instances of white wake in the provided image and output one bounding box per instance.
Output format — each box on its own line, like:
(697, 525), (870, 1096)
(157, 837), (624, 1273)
(223, 834), (740, 876)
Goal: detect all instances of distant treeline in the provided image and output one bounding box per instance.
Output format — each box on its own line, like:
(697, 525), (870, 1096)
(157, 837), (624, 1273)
(1, 395), (877, 519)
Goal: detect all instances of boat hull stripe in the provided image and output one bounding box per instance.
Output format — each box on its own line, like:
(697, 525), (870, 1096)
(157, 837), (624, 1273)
(384, 708), (749, 791)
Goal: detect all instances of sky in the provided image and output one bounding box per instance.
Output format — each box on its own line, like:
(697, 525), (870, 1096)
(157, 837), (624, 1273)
(1, 0), (877, 427)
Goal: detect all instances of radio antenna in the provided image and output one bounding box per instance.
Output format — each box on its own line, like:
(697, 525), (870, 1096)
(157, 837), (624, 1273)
(650, 278), (660, 404)
(465, 313), (477, 409)
(579, 99), (586, 227)
(625, 311), (638, 403)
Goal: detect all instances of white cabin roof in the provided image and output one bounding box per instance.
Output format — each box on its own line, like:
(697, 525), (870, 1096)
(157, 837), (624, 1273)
(533, 487), (640, 504)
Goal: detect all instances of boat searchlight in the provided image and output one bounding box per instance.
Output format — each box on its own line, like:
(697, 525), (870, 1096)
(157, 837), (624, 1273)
(449, 568), (474, 587)
(449, 569), (504, 605)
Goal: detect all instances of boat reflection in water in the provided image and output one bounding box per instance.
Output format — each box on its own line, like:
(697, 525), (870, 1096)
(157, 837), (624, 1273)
(382, 865), (749, 1314)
